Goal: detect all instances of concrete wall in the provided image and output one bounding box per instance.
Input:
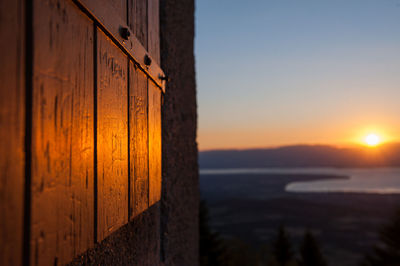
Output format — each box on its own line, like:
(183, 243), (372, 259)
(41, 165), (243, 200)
(160, 0), (199, 264)
(69, 0), (198, 265)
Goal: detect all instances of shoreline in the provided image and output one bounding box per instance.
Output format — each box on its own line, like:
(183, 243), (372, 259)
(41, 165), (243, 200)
(200, 171), (400, 266)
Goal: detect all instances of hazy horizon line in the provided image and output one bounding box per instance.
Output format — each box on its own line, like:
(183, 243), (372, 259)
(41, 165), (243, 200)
(199, 141), (400, 152)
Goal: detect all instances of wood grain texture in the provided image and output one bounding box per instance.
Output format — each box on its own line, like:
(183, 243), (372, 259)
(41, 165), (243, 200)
(147, 0), (161, 206)
(147, 0), (161, 65)
(31, 1), (94, 265)
(0, 0), (25, 265)
(148, 82), (161, 206)
(97, 29), (128, 241)
(128, 0), (147, 49)
(77, 0), (165, 91)
(148, 0), (160, 65)
(109, 0), (126, 22)
(129, 62), (149, 219)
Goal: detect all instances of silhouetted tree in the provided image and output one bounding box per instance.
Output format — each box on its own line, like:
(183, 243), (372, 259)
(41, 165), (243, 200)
(271, 225), (295, 266)
(298, 231), (327, 266)
(361, 209), (400, 266)
(220, 238), (260, 266)
(200, 201), (265, 266)
(199, 200), (225, 266)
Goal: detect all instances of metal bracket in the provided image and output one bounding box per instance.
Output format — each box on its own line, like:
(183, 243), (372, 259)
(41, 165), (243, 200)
(73, 0), (166, 93)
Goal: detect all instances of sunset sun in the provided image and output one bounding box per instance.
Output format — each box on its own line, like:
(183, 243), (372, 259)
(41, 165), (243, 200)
(364, 133), (381, 147)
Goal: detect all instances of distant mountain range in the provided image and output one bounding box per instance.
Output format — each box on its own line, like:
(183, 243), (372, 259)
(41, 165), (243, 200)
(199, 143), (400, 168)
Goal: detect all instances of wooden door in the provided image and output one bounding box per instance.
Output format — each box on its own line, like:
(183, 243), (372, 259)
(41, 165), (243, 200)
(0, 0), (25, 265)
(0, 0), (165, 264)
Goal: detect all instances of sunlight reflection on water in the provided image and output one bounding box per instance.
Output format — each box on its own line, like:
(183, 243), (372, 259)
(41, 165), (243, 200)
(200, 168), (400, 194)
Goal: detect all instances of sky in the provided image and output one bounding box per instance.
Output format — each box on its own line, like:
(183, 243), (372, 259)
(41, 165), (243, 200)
(195, 0), (400, 151)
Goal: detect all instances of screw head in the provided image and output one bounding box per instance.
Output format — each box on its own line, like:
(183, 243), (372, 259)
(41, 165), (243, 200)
(144, 55), (152, 66)
(120, 27), (131, 40)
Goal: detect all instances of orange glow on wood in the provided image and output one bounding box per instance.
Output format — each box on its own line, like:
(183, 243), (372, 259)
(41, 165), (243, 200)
(129, 62), (149, 218)
(97, 29), (128, 241)
(148, 83), (162, 205)
(31, 1), (95, 264)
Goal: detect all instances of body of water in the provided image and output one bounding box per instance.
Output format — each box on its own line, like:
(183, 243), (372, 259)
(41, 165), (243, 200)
(200, 167), (400, 194)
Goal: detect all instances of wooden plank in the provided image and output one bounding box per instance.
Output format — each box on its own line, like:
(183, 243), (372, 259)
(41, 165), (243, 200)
(148, 0), (160, 65)
(128, 0), (147, 49)
(129, 62), (149, 219)
(147, 0), (162, 205)
(30, 1), (94, 265)
(109, 0), (126, 22)
(0, 0), (25, 265)
(148, 82), (161, 206)
(97, 28), (128, 241)
(75, 0), (165, 91)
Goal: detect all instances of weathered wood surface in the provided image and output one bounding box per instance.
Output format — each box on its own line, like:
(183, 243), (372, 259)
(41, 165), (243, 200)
(148, 82), (162, 206)
(31, 1), (94, 265)
(148, 0), (160, 65)
(129, 62), (149, 218)
(109, 0), (126, 22)
(97, 29), (128, 241)
(0, 0), (25, 265)
(0, 0), (163, 263)
(128, 0), (147, 48)
(148, 0), (162, 206)
(76, 0), (165, 91)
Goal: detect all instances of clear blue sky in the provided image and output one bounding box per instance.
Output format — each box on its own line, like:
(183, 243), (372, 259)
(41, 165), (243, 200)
(195, 0), (400, 150)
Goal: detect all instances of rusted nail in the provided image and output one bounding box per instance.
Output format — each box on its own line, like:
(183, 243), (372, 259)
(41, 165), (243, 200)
(120, 27), (131, 40)
(144, 55), (152, 66)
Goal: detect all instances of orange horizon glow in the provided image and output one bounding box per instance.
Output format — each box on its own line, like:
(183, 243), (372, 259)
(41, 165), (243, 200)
(198, 125), (398, 151)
